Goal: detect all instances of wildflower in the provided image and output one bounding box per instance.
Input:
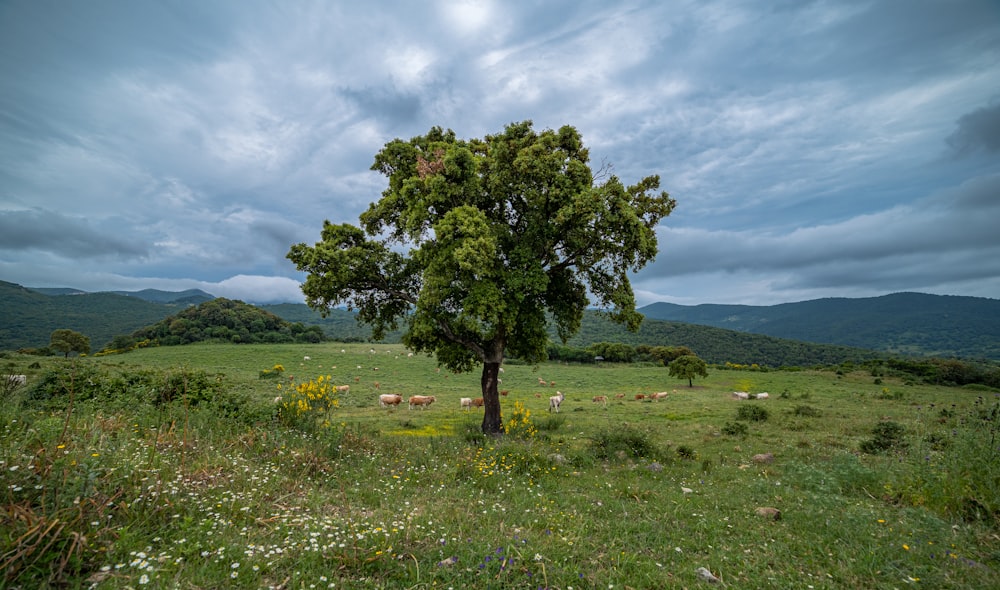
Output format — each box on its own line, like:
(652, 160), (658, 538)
(903, 544), (910, 551)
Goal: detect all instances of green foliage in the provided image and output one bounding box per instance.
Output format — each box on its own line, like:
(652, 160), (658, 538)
(0, 280), (192, 351)
(259, 363), (286, 379)
(130, 298), (325, 346)
(793, 404), (822, 417)
(721, 421), (749, 436)
(2, 344), (1000, 588)
(860, 421), (908, 454)
(287, 121), (675, 433)
(587, 425), (660, 460)
(276, 374), (340, 431)
(735, 404), (770, 422)
(640, 292), (1000, 360)
(49, 329), (90, 357)
(668, 354), (708, 386)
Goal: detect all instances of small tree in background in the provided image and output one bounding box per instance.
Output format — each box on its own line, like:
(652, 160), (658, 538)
(49, 329), (90, 358)
(669, 354), (708, 387)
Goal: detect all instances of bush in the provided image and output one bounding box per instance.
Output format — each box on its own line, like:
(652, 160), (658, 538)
(721, 421), (749, 437)
(676, 445), (696, 460)
(860, 421), (908, 454)
(793, 405), (822, 417)
(736, 405), (769, 422)
(588, 426), (659, 460)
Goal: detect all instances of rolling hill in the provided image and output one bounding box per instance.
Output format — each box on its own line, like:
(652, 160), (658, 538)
(638, 292), (1000, 360)
(3, 281), (997, 362)
(0, 281), (203, 351)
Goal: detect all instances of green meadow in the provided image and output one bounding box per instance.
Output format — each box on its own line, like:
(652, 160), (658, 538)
(1, 342), (998, 588)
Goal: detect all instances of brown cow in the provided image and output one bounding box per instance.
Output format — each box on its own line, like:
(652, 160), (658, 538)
(408, 395), (437, 410)
(379, 394), (402, 408)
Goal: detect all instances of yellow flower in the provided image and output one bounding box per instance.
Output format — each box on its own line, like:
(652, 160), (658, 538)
(903, 544), (910, 551)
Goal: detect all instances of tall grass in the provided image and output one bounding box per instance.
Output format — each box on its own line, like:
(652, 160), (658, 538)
(0, 344), (997, 588)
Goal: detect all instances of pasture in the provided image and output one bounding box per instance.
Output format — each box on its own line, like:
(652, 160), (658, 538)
(1, 342), (998, 589)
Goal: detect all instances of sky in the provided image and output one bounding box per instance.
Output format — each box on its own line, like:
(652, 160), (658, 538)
(2, 0), (999, 307)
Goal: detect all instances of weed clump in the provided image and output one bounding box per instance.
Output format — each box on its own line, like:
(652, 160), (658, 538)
(736, 405), (769, 422)
(860, 421), (908, 454)
(588, 425), (659, 460)
(793, 404), (822, 417)
(721, 421), (749, 437)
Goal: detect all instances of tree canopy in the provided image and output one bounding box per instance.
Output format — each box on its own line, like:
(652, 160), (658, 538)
(668, 354), (709, 387)
(50, 329), (90, 358)
(288, 121), (675, 433)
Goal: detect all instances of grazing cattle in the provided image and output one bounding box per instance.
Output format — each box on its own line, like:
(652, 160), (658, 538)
(755, 392), (769, 399)
(592, 395), (608, 407)
(460, 397), (472, 410)
(614, 393), (625, 399)
(500, 389), (509, 396)
(538, 377), (546, 386)
(549, 391), (565, 413)
(635, 394), (646, 400)
(379, 394), (402, 408)
(651, 391), (669, 401)
(471, 397), (484, 408)
(303, 356), (311, 361)
(732, 391), (750, 400)
(336, 385), (350, 393)
(752, 453), (774, 464)
(408, 395), (437, 410)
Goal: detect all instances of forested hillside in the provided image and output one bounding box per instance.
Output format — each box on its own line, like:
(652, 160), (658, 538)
(4, 281), (995, 365)
(640, 292), (1000, 360)
(555, 310), (880, 366)
(0, 281), (182, 351)
(129, 298), (324, 346)
(258, 304), (375, 342)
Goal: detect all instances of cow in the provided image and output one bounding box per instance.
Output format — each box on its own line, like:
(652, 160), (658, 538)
(379, 394), (402, 408)
(549, 391), (565, 413)
(408, 395), (437, 410)
(592, 395), (608, 407)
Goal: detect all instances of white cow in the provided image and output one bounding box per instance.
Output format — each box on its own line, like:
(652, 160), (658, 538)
(549, 391), (565, 413)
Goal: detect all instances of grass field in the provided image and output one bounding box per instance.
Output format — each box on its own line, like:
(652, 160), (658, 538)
(1, 342), (998, 588)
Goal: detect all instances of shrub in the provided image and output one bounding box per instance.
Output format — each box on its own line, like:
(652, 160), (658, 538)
(676, 445), (696, 460)
(504, 400), (538, 439)
(860, 421), (908, 454)
(736, 405), (769, 422)
(793, 405), (822, 417)
(259, 364), (286, 379)
(721, 421), (749, 437)
(276, 374), (340, 431)
(588, 426), (658, 460)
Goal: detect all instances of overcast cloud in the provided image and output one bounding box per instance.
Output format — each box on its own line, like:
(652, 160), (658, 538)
(1, 0), (998, 306)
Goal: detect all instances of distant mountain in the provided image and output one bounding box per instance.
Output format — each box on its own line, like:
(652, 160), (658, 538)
(639, 292), (1000, 360)
(1, 281), (208, 351)
(4, 280), (997, 363)
(29, 286), (215, 305)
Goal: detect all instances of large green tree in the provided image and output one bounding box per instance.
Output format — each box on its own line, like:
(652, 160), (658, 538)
(288, 121), (675, 434)
(668, 354), (709, 387)
(49, 329), (90, 358)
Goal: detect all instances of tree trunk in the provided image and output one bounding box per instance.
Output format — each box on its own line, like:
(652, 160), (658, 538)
(688, 377), (693, 387)
(480, 360), (504, 435)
